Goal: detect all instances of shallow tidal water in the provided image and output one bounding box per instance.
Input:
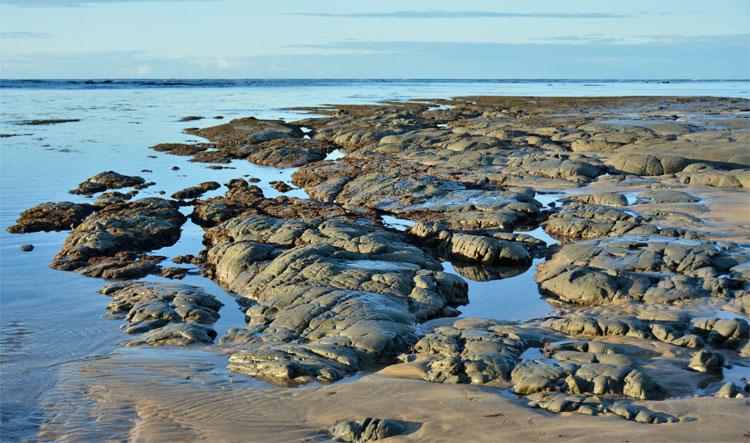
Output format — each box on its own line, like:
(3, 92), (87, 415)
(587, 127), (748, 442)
(1, 79), (749, 440)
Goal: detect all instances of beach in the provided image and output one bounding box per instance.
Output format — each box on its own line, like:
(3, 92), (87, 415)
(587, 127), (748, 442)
(1, 80), (749, 441)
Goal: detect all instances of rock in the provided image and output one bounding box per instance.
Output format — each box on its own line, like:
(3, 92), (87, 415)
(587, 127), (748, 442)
(678, 166), (750, 188)
(7, 201), (95, 233)
(51, 198), (186, 278)
(410, 221), (537, 267)
(565, 192), (629, 207)
(17, 119), (79, 125)
(536, 236), (748, 305)
(609, 153), (692, 176)
(150, 143), (209, 156)
(172, 254), (201, 265)
(414, 323), (525, 385)
(171, 181), (221, 200)
(245, 138), (334, 167)
(269, 180), (293, 193)
(543, 204), (691, 240)
(635, 190), (700, 204)
(160, 267), (189, 279)
(687, 350), (724, 374)
(186, 117), (303, 146)
(207, 214), (467, 383)
(93, 191), (133, 207)
(292, 159), (541, 231)
(19, 244), (34, 252)
(189, 150), (234, 164)
(190, 179), (360, 228)
(511, 359), (664, 400)
(715, 381), (743, 398)
(179, 115), (203, 121)
(691, 318), (749, 350)
(70, 171), (145, 195)
(329, 418), (406, 442)
(227, 343), (359, 385)
(100, 281), (222, 345)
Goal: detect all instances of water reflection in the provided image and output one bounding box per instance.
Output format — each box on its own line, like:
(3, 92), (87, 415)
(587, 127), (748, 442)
(442, 259), (553, 322)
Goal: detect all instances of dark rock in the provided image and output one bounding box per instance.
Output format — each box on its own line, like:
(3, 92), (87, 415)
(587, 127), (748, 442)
(51, 198), (186, 279)
(329, 417), (406, 442)
(171, 181), (221, 200)
(100, 281), (222, 346)
(269, 180), (293, 193)
(7, 201), (95, 233)
(17, 119), (79, 125)
(150, 143), (209, 156)
(70, 171), (145, 195)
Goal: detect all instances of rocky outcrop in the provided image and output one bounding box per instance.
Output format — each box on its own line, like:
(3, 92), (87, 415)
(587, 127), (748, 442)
(329, 418), (408, 442)
(150, 143), (210, 156)
(186, 117), (303, 146)
(245, 138), (333, 167)
(100, 281), (222, 346)
(677, 165), (750, 188)
(7, 201), (95, 233)
(51, 198), (186, 278)
(564, 192), (628, 207)
(413, 323), (525, 385)
(293, 159), (542, 230)
(608, 153), (692, 176)
(190, 179), (366, 228)
(171, 181), (221, 200)
(409, 221), (542, 267)
(209, 215), (467, 384)
(635, 190), (700, 204)
(543, 204), (694, 240)
(536, 236), (748, 306)
(69, 171), (145, 195)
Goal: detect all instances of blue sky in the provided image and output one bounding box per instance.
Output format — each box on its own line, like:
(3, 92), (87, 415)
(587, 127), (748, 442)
(0, 0), (748, 79)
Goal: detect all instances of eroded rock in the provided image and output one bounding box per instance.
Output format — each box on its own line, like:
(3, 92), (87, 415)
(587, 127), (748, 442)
(7, 201), (95, 233)
(51, 198), (186, 278)
(100, 281), (222, 346)
(70, 171), (145, 195)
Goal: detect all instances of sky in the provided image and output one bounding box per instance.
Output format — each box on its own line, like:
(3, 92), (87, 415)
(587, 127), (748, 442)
(0, 0), (748, 79)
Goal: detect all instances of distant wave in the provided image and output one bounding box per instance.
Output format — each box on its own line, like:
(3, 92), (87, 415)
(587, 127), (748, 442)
(1, 79), (747, 90)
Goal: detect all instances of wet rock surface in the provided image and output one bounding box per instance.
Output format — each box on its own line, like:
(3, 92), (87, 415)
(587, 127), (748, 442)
(171, 181), (221, 200)
(329, 417), (409, 442)
(70, 171), (146, 195)
(100, 281), (222, 345)
(292, 158), (542, 230)
(50, 198), (186, 278)
(209, 212), (467, 384)
(536, 236), (748, 306)
(7, 201), (95, 233)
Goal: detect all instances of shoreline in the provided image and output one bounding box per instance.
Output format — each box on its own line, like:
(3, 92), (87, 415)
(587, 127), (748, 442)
(2, 93), (749, 441)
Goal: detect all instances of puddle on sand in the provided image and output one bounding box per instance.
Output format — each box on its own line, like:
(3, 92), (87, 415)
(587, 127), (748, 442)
(442, 259), (553, 322)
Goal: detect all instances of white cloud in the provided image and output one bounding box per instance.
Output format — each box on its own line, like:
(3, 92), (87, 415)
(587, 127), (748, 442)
(136, 64), (151, 76)
(216, 58), (231, 70)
